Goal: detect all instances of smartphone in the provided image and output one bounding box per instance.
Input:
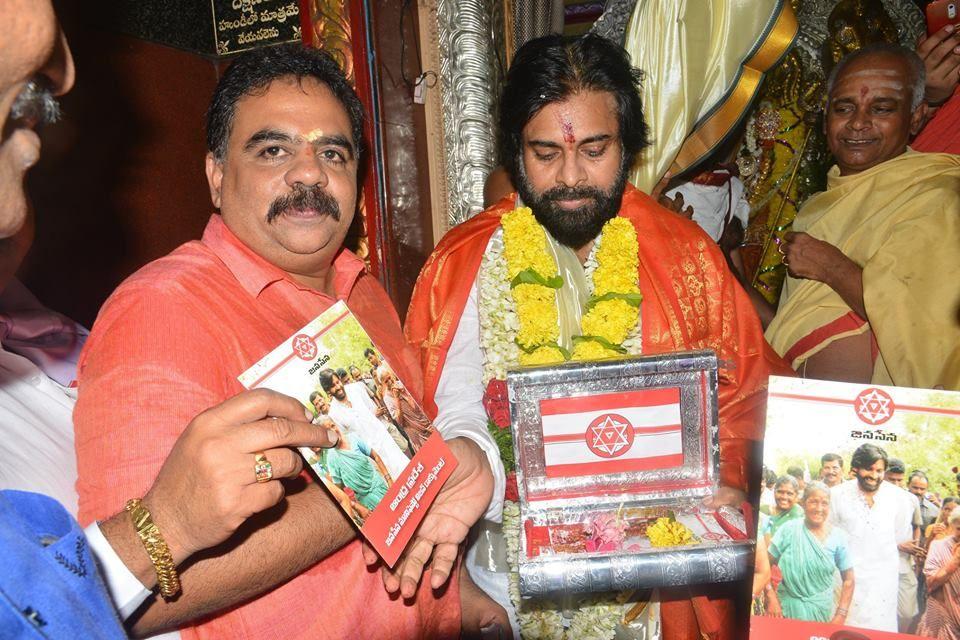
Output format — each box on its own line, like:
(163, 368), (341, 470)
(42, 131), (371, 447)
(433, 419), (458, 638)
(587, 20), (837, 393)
(927, 0), (960, 36)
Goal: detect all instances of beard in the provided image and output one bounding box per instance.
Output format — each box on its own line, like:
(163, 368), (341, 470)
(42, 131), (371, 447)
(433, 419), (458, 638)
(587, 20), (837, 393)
(8, 77), (61, 131)
(266, 184), (341, 224)
(856, 473), (880, 493)
(515, 158), (628, 249)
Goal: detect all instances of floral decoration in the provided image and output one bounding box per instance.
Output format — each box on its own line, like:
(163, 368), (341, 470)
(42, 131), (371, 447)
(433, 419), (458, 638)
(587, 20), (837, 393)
(647, 517), (695, 548)
(478, 208), (650, 638)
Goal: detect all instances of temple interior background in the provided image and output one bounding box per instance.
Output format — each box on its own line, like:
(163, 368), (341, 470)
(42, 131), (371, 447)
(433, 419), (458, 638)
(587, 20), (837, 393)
(22, 0), (931, 327)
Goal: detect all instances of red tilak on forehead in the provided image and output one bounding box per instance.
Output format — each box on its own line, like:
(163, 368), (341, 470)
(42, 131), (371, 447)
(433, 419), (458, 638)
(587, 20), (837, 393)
(860, 86), (869, 97)
(559, 117), (575, 143)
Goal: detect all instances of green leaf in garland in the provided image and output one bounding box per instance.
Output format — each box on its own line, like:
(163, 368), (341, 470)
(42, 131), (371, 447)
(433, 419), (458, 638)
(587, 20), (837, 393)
(515, 341), (571, 360)
(571, 334), (628, 354)
(487, 418), (515, 472)
(510, 267), (563, 290)
(585, 291), (643, 312)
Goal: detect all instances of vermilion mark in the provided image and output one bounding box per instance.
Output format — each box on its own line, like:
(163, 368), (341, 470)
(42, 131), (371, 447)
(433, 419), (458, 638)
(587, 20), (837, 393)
(560, 117), (575, 144)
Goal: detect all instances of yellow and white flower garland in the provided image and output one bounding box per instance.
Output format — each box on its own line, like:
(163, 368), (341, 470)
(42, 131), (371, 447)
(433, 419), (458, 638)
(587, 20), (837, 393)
(479, 206), (643, 383)
(477, 208), (647, 638)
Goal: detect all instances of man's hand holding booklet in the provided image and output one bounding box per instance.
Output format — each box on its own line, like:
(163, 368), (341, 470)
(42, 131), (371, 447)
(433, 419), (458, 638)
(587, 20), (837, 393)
(238, 301), (478, 586)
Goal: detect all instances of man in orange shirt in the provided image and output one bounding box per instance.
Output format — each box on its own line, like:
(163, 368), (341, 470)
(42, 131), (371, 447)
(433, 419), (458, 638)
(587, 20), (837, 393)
(406, 34), (792, 639)
(74, 45), (504, 638)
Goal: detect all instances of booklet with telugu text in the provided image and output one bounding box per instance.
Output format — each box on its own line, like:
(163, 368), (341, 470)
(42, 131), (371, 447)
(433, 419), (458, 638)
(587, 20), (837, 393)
(238, 300), (457, 567)
(751, 376), (960, 640)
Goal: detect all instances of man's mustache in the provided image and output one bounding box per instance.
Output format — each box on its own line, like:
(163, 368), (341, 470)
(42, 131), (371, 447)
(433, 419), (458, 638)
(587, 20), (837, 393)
(540, 185), (602, 204)
(266, 185), (341, 223)
(10, 77), (61, 128)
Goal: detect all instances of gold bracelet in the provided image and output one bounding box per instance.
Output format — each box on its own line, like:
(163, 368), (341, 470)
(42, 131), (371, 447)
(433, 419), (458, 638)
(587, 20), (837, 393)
(125, 498), (181, 599)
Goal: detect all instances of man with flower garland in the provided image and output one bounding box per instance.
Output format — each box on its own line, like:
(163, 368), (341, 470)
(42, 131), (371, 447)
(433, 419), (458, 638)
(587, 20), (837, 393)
(406, 34), (792, 639)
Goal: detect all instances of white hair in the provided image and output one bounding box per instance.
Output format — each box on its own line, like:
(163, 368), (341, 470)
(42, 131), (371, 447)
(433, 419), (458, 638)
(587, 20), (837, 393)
(802, 481), (831, 502)
(826, 42), (926, 111)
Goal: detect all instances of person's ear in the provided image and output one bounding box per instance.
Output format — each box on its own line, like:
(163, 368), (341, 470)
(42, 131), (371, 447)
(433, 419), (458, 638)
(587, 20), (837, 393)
(205, 153), (224, 209)
(909, 102), (928, 136)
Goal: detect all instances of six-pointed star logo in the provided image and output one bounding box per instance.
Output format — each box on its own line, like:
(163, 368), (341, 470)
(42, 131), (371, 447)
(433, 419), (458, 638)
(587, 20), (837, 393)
(854, 388), (895, 425)
(585, 413), (635, 458)
(292, 334), (318, 361)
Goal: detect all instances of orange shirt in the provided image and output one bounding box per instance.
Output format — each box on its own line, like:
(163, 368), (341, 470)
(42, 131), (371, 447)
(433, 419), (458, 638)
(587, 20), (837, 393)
(74, 214), (458, 639)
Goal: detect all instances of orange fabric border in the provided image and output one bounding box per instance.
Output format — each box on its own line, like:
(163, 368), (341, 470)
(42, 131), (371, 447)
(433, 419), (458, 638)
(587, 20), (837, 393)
(672, 1), (799, 173)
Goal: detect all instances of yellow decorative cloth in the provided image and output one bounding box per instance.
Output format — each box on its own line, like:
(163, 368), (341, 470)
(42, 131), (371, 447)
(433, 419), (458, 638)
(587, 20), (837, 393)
(765, 149), (960, 389)
(624, 0), (797, 193)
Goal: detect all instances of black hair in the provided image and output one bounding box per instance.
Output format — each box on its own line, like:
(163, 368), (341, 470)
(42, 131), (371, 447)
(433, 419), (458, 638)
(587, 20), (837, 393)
(318, 368), (338, 394)
(887, 458), (906, 474)
(786, 466), (803, 480)
(499, 33), (649, 185)
(335, 368), (349, 380)
(774, 475), (800, 492)
(206, 43), (365, 161)
(308, 390), (323, 404)
(364, 347), (377, 358)
(908, 470), (928, 482)
(821, 452), (843, 467)
(851, 443), (888, 471)
(763, 466), (777, 486)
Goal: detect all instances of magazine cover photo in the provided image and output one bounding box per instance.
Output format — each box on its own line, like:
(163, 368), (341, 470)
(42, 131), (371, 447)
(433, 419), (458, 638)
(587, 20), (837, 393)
(751, 376), (960, 640)
(239, 301), (454, 565)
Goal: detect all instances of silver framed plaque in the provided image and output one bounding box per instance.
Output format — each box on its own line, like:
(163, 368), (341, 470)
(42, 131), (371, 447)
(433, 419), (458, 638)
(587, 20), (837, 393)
(506, 350), (753, 597)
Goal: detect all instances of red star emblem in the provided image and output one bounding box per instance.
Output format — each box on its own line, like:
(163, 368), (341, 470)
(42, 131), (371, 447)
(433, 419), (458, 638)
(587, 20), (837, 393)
(585, 413), (634, 458)
(854, 388), (895, 425)
(291, 334), (318, 361)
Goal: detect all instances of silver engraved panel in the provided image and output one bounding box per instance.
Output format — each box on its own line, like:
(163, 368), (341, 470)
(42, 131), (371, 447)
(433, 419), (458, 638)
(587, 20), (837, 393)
(507, 350), (751, 597)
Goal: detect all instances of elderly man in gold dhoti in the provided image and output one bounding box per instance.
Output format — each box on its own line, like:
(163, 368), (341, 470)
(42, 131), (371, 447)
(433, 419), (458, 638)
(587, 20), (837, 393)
(765, 43), (960, 389)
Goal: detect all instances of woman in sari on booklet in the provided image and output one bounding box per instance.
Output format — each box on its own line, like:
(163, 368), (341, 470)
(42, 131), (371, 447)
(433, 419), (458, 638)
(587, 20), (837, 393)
(918, 509), (960, 639)
(767, 482), (855, 624)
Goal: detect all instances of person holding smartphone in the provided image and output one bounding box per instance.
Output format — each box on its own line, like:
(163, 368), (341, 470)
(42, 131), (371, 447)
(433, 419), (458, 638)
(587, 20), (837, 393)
(912, 17), (960, 152)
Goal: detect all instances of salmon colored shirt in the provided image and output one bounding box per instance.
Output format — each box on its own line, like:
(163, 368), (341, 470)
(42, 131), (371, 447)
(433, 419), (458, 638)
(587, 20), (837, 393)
(74, 214), (459, 639)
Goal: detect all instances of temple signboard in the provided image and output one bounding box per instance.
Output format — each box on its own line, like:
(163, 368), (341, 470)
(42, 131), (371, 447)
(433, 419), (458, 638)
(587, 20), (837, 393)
(107, 0), (303, 58)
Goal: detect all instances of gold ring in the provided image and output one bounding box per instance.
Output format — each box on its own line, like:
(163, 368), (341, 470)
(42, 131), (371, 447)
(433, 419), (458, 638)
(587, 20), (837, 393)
(254, 452), (273, 483)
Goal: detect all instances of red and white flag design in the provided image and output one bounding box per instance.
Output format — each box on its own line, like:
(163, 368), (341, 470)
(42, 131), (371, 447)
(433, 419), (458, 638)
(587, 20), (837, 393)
(539, 387), (683, 478)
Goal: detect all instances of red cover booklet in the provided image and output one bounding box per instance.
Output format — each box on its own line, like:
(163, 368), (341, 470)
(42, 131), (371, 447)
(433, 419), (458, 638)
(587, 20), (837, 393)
(238, 300), (456, 566)
(752, 377), (960, 640)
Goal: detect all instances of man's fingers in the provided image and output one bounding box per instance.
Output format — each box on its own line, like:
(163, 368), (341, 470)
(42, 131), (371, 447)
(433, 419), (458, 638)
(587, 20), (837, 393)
(928, 30), (960, 70)
(381, 565), (401, 594)
(360, 539), (380, 567)
(257, 447), (304, 480)
(919, 26), (956, 57)
(244, 478), (287, 515)
(206, 388), (312, 428)
(429, 542), (459, 589)
(399, 537), (435, 598)
(242, 416), (339, 453)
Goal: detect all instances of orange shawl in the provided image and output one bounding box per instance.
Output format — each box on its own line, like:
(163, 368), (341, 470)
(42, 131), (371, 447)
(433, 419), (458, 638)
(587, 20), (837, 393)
(913, 88), (960, 154)
(405, 184), (792, 639)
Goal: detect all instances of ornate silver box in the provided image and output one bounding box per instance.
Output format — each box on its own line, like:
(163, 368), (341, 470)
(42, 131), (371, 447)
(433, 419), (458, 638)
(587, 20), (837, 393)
(507, 350), (752, 597)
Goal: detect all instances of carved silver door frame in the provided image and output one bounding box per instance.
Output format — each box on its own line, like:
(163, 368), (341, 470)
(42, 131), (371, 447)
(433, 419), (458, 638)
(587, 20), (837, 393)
(417, 0), (506, 239)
